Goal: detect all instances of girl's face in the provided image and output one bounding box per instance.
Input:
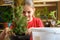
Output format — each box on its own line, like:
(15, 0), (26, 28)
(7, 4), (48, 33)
(23, 5), (35, 21)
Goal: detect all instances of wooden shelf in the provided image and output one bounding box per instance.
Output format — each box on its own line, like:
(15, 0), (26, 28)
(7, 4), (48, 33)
(0, 0), (14, 7)
(34, 2), (57, 7)
(33, 0), (60, 3)
(0, 4), (14, 9)
(0, 23), (4, 24)
(0, 4), (13, 6)
(0, 30), (3, 32)
(34, 4), (56, 7)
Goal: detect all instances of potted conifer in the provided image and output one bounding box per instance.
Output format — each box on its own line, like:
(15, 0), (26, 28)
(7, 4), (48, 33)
(10, 5), (29, 40)
(13, 5), (27, 35)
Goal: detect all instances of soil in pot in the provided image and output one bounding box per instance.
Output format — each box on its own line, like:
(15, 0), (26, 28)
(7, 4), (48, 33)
(10, 34), (30, 40)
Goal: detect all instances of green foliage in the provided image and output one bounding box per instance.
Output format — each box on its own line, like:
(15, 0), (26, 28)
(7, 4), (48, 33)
(13, 5), (27, 35)
(35, 9), (41, 17)
(35, 7), (56, 20)
(0, 6), (13, 23)
(49, 11), (56, 19)
(41, 7), (49, 19)
(35, 7), (49, 19)
(56, 20), (60, 25)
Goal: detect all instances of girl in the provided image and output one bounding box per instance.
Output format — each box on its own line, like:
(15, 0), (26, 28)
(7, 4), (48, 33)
(23, 0), (44, 40)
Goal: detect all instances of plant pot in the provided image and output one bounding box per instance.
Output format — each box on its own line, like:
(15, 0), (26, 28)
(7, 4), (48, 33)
(10, 34), (30, 40)
(44, 20), (51, 27)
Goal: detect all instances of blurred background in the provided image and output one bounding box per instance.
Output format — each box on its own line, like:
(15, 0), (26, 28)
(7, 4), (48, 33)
(0, 0), (60, 31)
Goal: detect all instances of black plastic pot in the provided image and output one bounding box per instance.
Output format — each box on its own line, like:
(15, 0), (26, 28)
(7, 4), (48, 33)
(44, 20), (51, 27)
(10, 34), (30, 40)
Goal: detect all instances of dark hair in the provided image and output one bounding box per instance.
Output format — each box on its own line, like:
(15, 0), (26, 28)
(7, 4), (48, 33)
(24, 0), (34, 8)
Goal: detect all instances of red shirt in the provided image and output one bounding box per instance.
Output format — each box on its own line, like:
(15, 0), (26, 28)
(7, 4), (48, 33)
(27, 17), (44, 40)
(27, 17), (44, 29)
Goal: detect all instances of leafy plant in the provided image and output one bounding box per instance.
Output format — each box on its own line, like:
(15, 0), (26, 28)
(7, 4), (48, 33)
(35, 9), (41, 17)
(13, 5), (27, 35)
(35, 7), (50, 19)
(49, 11), (56, 19)
(35, 7), (57, 20)
(56, 20), (60, 25)
(0, 6), (13, 23)
(42, 7), (49, 18)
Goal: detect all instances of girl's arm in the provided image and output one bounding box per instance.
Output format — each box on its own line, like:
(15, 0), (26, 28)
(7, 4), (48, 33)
(0, 28), (11, 40)
(0, 30), (6, 40)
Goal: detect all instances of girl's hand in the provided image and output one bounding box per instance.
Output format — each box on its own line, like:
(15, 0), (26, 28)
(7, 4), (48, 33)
(25, 27), (34, 35)
(5, 27), (11, 34)
(0, 27), (11, 40)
